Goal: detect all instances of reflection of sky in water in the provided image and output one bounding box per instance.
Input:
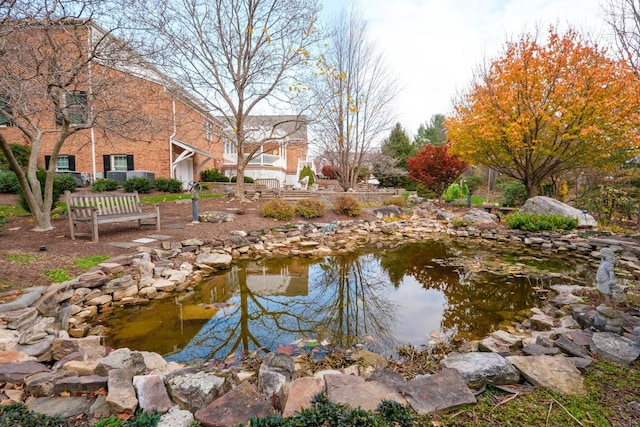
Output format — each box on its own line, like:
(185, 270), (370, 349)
(391, 276), (445, 344)
(104, 242), (583, 364)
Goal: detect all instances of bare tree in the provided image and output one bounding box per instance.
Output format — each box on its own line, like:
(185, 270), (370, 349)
(605, 0), (640, 73)
(130, 0), (321, 196)
(311, 7), (397, 191)
(0, 0), (155, 230)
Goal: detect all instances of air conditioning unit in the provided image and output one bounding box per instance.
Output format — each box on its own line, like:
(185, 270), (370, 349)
(126, 170), (155, 187)
(106, 171), (128, 186)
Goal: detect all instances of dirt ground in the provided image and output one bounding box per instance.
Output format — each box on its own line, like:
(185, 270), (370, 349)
(0, 191), (356, 289)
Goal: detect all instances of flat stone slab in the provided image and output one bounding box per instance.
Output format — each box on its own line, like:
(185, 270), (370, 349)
(195, 381), (271, 427)
(398, 368), (476, 414)
(133, 237), (157, 244)
(147, 234), (172, 240)
(108, 242), (139, 249)
(0, 361), (49, 383)
(590, 332), (640, 365)
(282, 376), (324, 418)
(325, 374), (406, 411)
(507, 355), (586, 396)
(27, 396), (92, 418)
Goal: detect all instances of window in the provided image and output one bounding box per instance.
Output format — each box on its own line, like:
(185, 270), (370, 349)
(44, 155), (75, 171)
(224, 138), (237, 155)
(112, 155), (129, 171)
(0, 94), (12, 127)
(55, 91), (87, 126)
(205, 121), (213, 141)
(56, 156), (70, 171)
(102, 154), (134, 174)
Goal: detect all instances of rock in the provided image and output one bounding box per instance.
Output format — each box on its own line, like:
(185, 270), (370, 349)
(62, 360), (100, 376)
(157, 405), (195, 427)
(52, 336), (105, 361)
(554, 334), (591, 359)
(133, 374), (174, 414)
(194, 253), (233, 270)
(195, 381), (271, 427)
(366, 369), (406, 389)
(0, 307), (38, 330)
(258, 352), (295, 398)
(479, 330), (524, 353)
(0, 361), (49, 383)
(350, 349), (388, 370)
(590, 332), (640, 365)
(440, 352), (520, 389)
(0, 287), (46, 313)
(522, 343), (560, 356)
(198, 211), (236, 223)
(27, 396), (92, 418)
(166, 369), (232, 413)
(0, 350), (35, 364)
(373, 205), (402, 219)
(95, 348), (146, 376)
(25, 370), (78, 397)
(506, 355), (587, 396)
(281, 376), (324, 418)
(462, 209), (497, 224)
(53, 374), (107, 395)
(75, 270), (109, 289)
(325, 374), (407, 411)
(520, 196), (597, 228)
(398, 368), (476, 414)
(106, 368), (138, 414)
(571, 305), (598, 329)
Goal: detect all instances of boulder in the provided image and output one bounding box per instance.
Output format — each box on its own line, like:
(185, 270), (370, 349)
(440, 352), (520, 388)
(506, 355), (586, 396)
(519, 196), (597, 228)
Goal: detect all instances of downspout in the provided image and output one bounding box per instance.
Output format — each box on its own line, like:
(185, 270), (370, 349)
(87, 25), (96, 181)
(169, 95), (176, 179)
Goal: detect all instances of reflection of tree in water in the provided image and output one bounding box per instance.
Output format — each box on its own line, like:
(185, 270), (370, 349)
(168, 254), (399, 362)
(309, 253), (398, 353)
(377, 241), (541, 341)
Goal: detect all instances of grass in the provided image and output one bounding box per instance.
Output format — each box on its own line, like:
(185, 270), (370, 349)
(0, 204), (28, 217)
(139, 192), (225, 203)
(5, 252), (36, 263)
(43, 254), (111, 283)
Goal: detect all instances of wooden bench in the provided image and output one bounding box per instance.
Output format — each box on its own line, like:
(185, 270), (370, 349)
(253, 178), (281, 197)
(65, 190), (160, 242)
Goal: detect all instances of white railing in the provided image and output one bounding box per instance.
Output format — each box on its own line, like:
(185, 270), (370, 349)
(247, 153), (280, 166)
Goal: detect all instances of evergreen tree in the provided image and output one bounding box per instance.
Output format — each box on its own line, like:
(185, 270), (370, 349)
(415, 114), (447, 147)
(381, 123), (415, 169)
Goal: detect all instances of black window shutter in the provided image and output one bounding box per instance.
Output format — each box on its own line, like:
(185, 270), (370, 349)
(68, 155), (76, 171)
(103, 155), (110, 175)
(126, 155), (134, 171)
(45, 155), (51, 170)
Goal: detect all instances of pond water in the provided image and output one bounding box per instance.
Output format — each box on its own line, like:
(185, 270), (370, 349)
(103, 240), (588, 364)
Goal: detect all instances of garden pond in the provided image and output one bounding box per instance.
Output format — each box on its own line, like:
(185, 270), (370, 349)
(103, 240), (591, 364)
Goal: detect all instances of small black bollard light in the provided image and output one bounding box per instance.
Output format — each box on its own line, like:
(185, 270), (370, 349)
(39, 246), (46, 251)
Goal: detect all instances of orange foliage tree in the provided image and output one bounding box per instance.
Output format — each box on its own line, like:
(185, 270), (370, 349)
(447, 27), (640, 197)
(407, 144), (467, 200)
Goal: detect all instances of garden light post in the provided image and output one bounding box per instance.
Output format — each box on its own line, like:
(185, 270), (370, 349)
(189, 181), (201, 223)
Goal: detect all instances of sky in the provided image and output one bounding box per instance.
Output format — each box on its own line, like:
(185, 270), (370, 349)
(320, 0), (606, 137)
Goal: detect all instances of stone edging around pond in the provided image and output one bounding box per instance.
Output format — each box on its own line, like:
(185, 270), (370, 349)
(0, 210), (639, 425)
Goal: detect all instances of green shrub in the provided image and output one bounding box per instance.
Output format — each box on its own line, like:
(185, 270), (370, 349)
(384, 195), (406, 208)
(0, 143), (30, 171)
(123, 177), (152, 193)
(505, 212), (578, 232)
(501, 180), (528, 207)
(200, 168), (229, 182)
(299, 165), (315, 186)
(0, 170), (20, 193)
(443, 183), (465, 202)
(231, 175), (255, 183)
(333, 195), (361, 217)
(295, 198), (327, 218)
(463, 175), (483, 193)
(155, 178), (184, 193)
(0, 402), (63, 426)
(261, 198), (295, 220)
(18, 170), (77, 212)
(91, 178), (119, 192)
(199, 182), (210, 190)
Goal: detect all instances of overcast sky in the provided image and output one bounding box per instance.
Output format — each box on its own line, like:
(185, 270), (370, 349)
(320, 0), (607, 137)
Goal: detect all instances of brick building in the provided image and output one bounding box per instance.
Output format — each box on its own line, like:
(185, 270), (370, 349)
(0, 19), (310, 189)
